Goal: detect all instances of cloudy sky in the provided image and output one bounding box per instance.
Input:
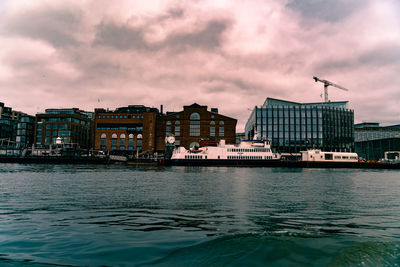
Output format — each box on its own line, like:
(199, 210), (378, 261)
(0, 0), (399, 131)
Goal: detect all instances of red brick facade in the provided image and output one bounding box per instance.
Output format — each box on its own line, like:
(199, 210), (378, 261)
(155, 103), (237, 151)
(94, 106), (157, 154)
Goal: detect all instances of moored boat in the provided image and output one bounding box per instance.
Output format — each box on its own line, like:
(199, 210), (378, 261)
(169, 139), (281, 166)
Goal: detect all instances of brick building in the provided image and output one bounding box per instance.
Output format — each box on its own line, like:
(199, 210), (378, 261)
(94, 105), (158, 154)
(155, 103), (237, 151)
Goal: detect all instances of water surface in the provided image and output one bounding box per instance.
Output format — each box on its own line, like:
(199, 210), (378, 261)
(0, 164), (399, 266)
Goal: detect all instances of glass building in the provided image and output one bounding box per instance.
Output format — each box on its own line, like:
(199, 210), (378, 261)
(15, 115), (35, 149)
(245, 98), (354, 153)
(35, 108), (93, 149)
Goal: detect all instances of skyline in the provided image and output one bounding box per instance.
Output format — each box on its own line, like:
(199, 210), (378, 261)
(1, 0), (399, 131)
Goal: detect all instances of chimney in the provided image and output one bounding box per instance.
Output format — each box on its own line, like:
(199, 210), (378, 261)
(160, 104), (163, 114)
(211, 108), (218, 114)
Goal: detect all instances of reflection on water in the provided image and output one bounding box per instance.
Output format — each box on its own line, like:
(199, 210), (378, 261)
(0, 164), (399, 266)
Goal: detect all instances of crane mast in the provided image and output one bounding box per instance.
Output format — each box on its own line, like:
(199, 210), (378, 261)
(313, 76), (349, 102)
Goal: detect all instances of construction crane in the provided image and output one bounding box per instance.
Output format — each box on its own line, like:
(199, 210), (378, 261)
(313, 76), (349, 102)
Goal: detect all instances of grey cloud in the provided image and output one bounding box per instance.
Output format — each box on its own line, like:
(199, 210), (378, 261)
(316, 44), (400, 72)
(93, 19), (229, 52)
(286, 0), (367, 22)
(358, 44), (400, 66)
(93, 22), (149, 51)
(2, 6), (82, 47)
(162, 20), (229, 52)
(168, 8), (184, 18)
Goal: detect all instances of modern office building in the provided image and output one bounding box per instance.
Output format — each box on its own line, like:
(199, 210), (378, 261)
(354, 122), (400, 142)
(15, 115), (35, 149)
(34, 108), (93, 148)
(0, 102), (22, 148)
(155, 103), (237, 151)
(94, 105), (158, 154)
(354, 122), (400, 160)
(245, 97), (354, 153)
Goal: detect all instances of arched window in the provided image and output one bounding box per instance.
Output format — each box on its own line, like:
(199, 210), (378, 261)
(120, 133), (126, 150)
(100, 133), (106, 150)
(128, 134), (134, 151)
(175, 121), (180, 125)
(219, 121), (224, 125)
(210, 121), (215, 125)
(137, 134), (142, 152)
(111, 133), (117, 150)
(190, 113), (200, 136)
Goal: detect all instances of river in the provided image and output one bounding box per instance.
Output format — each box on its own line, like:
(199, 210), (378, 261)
(0, 164), (399, 266)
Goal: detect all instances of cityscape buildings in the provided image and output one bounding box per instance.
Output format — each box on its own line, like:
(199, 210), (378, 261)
(245, 98), (355, 153)
(2, 97), (400, 161)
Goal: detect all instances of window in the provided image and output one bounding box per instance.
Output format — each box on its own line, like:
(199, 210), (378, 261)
(175, 121), (180, 125)
(100, 133), (106, 150)
(137, 134), (142, 152)
(128, 134), (134, 150)
(111, 133), (117, 150)
(219, 121), (224, 125)
(219, 127), (224, 137)
(175, 126), (180, 136)
(210, 121), (215, 125)
(190, 113), (200, 136)
(210, 127), (215, 137)
(120, 134), (126, 150)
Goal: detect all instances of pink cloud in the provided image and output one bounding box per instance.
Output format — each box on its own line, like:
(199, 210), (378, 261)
(0, 0), (399, 130)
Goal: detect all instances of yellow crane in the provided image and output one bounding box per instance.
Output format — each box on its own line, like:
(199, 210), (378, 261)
(313, 76), (349, 102)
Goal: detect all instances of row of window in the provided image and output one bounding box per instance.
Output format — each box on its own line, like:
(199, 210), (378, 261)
(166, 120), (225, 125)
(101, 133), (142, 139)
(185, 155), (204, 159)
(45, 123), (69, 129)
(100, 133), (142, 151)
(334, 156), (358, 160)
(39, 118), (89, 125)
(227, 148), (271, 152)
(98, 114), (144, 119)
(228, 156), (267, 160)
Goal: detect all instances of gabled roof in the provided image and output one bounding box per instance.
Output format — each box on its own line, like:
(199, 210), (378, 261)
(184, 103), (207, 109)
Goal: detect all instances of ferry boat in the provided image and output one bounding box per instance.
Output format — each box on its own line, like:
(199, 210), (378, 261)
(169, 138), (281, 166)
(300, 149), (358, 163)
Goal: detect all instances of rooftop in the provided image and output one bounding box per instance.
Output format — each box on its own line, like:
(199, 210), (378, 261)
(262, 97), (349, 109)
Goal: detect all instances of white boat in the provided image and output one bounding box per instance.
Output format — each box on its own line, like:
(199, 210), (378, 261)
(170, 139), (281, 166)
(300, 149), (358, 162)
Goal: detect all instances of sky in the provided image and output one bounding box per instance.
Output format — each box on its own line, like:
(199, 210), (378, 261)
(0, 0), (399, 131)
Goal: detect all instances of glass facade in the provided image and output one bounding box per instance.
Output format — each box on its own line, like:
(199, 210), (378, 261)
(245, 98), (354, 153)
